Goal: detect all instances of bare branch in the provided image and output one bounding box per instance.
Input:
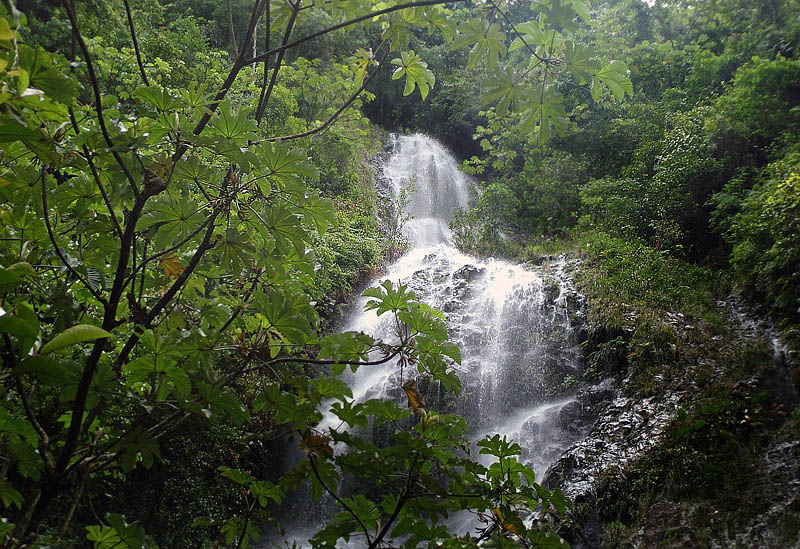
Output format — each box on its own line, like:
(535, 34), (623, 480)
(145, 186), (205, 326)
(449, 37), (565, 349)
(227, 0), (240, 57)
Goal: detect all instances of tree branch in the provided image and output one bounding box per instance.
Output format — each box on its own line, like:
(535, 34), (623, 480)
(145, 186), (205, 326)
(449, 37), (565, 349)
(122, 209), (217, 289)
(308, 456), (373, 545)
(62, 0), (141, 198)
(224, 347), (402, 386)
(227, 0), (240, 57)
(264, 43), (388, 141)
(122, 0), (150, 86)
(246, 0), (467, 66)
(183, 0), (267, 149)
(85, 148), (124, 240)
(40, 168), (108, 305)
(143, 197), (222, 327)
(369, 453), (418, 548)
(256, 0), (300, 123)
(2, 333), (55, 474)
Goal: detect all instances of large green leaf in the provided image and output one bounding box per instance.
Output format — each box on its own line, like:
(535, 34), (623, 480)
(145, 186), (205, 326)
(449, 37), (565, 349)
(520, 88), (570, 145)
(132, 85), (183, 112)
(260, 203), (306, 254)
(509, 20), (559, 52)
(40, 324), (113, 354)
(9, 438), (44, 480)
(18, 45), (78, 104)
(0, 314), (38, 338)
(105, 515), (147, 549)
(215, 228), (257, 272)
(318, 331), (375, 373)
(564, 40), (600, 85)
(257, 143), (319, 193)
(13, 356), (70, 385)
(481, 67), (526, 116)
(591, 60), (633, 101)
(0, 117), (43, 143)
(208, 100), (258, 142)
(254, 289), (315, 344)
(451, 20), (507, 71)
(115, 427), (161, 472)
(0, 408), (38, 446)
(0, 267), (23, 294)
(363, 280), (417, 315)
(0, 479), (22, 510)
(305, 197), (337, 235)
(86, 525), (122, 548)
(391, 50), (436, 99)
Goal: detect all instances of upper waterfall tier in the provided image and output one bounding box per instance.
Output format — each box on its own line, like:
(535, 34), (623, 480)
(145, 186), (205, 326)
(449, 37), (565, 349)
(383, 133), (472, 246)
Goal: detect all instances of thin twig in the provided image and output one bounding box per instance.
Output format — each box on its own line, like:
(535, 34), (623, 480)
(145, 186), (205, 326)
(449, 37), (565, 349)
(256, 0), (300, 123)
(84, 147), (124, 240)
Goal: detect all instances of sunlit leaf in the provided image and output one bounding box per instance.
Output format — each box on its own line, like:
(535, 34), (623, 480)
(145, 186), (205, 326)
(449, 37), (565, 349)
(591, 60), (633, 101)
(391, 50), (435, 99)
(451, 20), (506, 71)
(40, 324), (113, 355)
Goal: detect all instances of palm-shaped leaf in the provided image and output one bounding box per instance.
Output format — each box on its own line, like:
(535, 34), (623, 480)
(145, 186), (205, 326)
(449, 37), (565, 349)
(391, 50), (436, 99)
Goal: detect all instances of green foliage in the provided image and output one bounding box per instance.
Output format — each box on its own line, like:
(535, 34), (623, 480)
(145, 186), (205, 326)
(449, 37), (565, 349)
(714, 56), (800, 146)
(575, 232), (717, 323)
(629, 384), (772, 504)
(577, 107), (722, 257)
(726, 153), (800, 342)
(391, 50), (436, 99)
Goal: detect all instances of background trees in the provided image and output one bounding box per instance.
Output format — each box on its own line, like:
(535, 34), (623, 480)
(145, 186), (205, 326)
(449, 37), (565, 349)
(448, 0), (800, 352)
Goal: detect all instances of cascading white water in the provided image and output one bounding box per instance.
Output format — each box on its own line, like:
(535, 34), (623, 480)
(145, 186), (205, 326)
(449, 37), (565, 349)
(382, 134), (471, 246)
(337, 134), (586, 476)
(263, 134), (587, 546)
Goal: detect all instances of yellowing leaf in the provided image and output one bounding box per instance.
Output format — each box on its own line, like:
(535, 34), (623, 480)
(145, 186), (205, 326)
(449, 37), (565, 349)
(298, 434), (334, 460)
(492, 507), (519, 535)
(159, 253), (184, 279)
(402, 379), (425, 417)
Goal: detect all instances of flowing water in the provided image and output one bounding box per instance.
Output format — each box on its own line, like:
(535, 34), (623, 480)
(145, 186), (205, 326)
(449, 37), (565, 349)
(263, 134), (589, 546)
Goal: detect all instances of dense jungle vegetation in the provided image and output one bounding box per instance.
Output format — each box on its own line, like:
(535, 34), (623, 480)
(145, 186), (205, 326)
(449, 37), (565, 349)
(0, 0), (798, 546)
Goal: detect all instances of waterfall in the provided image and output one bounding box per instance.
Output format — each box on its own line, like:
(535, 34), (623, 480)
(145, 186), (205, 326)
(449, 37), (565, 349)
(261, 134), (588, 546)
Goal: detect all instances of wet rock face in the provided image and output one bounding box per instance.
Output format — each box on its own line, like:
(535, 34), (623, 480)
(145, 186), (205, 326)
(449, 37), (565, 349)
(721, 437), (800, 548)
(543, 292), (800, 549)
(556, 379), (616, 435)
(544, 389), (684, 503)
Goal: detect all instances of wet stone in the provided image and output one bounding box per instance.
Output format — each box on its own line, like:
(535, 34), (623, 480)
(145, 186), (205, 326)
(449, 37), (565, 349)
(453, 264), (485, 282)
